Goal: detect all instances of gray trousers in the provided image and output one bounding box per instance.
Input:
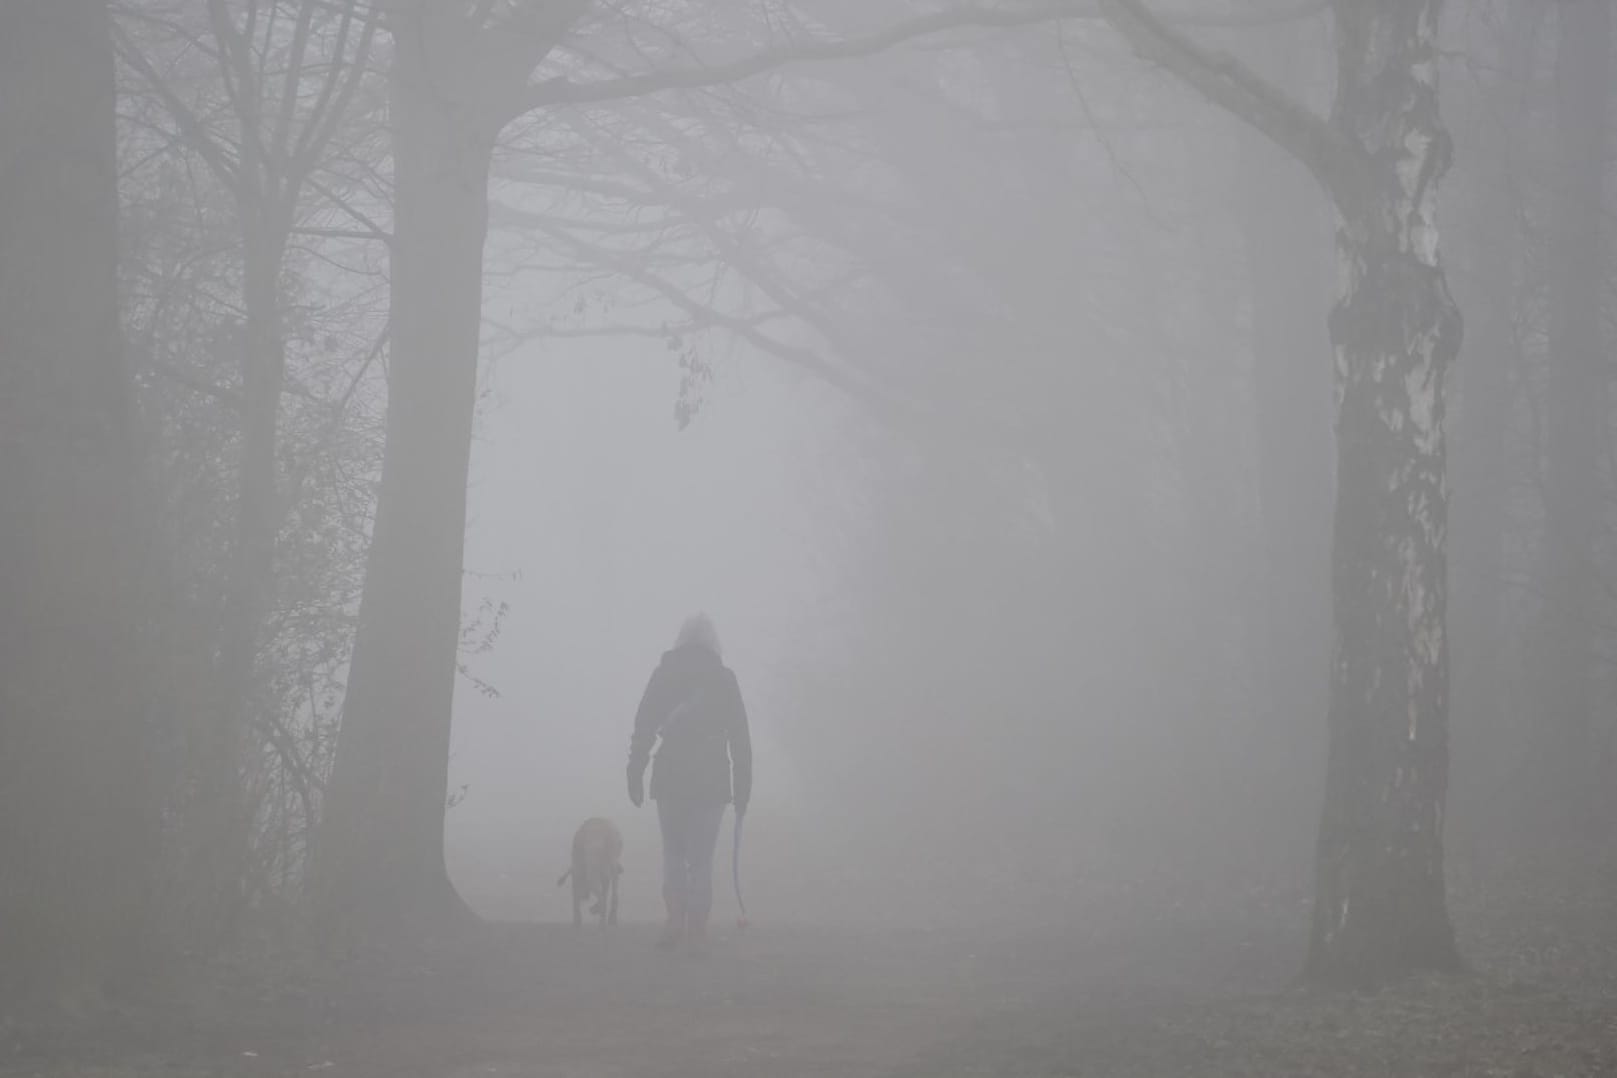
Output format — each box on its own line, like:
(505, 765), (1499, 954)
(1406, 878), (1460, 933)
(656, 798), (725, 925)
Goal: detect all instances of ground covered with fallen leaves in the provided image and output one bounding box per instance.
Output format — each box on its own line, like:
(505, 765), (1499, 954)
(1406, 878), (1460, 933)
(4, 843), (1615, 1077)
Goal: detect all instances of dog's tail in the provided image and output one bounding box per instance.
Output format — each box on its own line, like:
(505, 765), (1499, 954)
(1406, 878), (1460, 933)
(556, 868), (572, 887)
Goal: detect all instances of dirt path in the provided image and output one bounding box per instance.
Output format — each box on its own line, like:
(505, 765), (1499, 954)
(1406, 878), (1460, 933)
(24, 923), (1143, 1078)
(299, 924), (1002, 1078)
(8, 879), (1617, 1078)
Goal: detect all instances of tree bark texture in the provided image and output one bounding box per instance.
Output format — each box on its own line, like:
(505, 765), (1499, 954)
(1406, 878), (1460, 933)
(1100, 0), (1467, 984)
(1306, 0), (1462, 984)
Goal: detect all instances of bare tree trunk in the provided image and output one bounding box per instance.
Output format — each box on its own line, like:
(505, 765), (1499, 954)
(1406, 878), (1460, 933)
(1091, 0), (1471, 981)
(313, 24), (496, 938)
(1305, 1), (1462, 984)
(0, 0), (156, 1003)
(197, 215), (291, 943)
(118, 0), (384, 942)
(313, 0), (594, 939)
(1538, 0), (1610, 823)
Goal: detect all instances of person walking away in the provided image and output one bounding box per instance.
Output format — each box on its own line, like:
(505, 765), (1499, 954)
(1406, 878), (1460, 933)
(627, 614), (752, 955)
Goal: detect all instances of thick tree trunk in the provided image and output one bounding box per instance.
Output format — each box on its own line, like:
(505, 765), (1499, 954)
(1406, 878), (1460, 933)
(1306, 1), (1461, 984)
(1538, 0), (1609, 822)
(0, 0), (155, 1002)
(312, 0), (585, 943)
(313, 32), (495, 939)
(1101, 0), (1466, 986)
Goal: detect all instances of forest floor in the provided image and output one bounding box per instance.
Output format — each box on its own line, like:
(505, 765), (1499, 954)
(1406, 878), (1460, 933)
(5, 844), (1617, 1078)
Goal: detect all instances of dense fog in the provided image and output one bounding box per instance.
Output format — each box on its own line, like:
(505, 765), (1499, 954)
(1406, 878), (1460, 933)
(3, 1), (1615, 1074)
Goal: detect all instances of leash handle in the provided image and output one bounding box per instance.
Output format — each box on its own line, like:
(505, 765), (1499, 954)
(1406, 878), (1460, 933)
(732, 808), (749, 929)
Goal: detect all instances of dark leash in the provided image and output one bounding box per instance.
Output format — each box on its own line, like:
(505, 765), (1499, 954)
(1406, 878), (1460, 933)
(732, 807), (750, 930)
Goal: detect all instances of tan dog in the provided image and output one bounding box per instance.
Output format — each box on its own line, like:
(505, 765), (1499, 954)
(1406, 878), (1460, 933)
(557, 817), (622, 928)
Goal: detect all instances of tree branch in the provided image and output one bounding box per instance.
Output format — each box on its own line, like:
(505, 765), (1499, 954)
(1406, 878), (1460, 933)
(304, 174), (393, 246)
(292, 0), (381, 177)
(515, 4), (1102, 119)
(1098, 0), (1371, 214)
(142, 357), (245, 409)
(113, 23), (243, 187)
(512, 1), (1332, 121)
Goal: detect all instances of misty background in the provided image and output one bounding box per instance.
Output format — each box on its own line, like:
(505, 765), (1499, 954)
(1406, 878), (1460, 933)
(3, 0), (1616, 1073)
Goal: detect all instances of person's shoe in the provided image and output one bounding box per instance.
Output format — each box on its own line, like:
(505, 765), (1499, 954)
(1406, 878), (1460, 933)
(684, 919), (710, 957)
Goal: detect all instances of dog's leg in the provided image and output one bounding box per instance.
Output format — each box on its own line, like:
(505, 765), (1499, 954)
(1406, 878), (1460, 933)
(608, 870), (619, 927)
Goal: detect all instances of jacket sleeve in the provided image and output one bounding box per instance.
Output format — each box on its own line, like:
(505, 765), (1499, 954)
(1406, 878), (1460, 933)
(727, 670), (753, 812)
(628, 662), (667, 780)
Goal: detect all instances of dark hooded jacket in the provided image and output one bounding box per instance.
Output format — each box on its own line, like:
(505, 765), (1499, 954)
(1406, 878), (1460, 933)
(628, 643), (752, 809)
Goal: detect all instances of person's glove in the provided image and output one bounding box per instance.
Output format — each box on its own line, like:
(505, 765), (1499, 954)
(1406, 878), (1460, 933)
(627, 767), (644, 808)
